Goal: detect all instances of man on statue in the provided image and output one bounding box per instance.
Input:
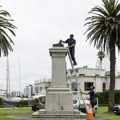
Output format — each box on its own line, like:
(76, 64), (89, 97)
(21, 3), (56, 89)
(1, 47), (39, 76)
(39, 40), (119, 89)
(60, 34), (77, 66)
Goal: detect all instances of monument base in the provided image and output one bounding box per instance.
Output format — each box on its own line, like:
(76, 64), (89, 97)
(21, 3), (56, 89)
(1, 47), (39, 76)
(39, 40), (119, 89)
(32, 109), (87, 119)
(45, 87), (74, 111)
(32, 87), (87, 119)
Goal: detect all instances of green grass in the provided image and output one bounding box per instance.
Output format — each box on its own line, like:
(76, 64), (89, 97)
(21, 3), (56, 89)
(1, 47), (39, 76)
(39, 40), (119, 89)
(0, 107), (32, 120)
(96, 106), (120, 120)
(0, 106), (120, 120)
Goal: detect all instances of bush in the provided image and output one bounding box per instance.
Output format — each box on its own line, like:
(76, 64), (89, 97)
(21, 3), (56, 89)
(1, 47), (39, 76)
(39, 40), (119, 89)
(0, 97), (3, 107)
(96, 90), (120, 105)
(32, 99), (44, 112)
(114, 90), (120, 104)
(95, 91), (108, 105)
(19, 100), (28, 107)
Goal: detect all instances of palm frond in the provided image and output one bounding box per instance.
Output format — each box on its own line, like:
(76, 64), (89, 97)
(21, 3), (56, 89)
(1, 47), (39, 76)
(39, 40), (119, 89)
(0, 6), (16, 56)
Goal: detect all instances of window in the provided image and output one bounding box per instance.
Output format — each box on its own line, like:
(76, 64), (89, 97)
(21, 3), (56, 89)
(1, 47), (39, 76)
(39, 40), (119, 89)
(103, 83), (106, 91)
(40, 87), (43, 91)
(84, 82), (93, 91)
(35, 87), (38, 93)
(71, 82), (78, 91)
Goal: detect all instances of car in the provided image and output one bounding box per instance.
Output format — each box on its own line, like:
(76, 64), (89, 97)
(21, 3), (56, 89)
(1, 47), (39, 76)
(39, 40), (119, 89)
(73, 98), (90, 113)
(73, 98), (80, 110)
(113, 105), (120, 113)
(73, 97), (99, 113)
(116, 109), (120, 115)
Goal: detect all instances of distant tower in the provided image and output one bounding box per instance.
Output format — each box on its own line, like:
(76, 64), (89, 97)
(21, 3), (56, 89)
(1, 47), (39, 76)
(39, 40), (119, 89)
(96, 58), (101, 69)
(96, 51), (105, 69)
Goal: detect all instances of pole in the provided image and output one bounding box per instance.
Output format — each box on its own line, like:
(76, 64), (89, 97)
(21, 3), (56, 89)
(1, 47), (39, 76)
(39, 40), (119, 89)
(18, 57), (21, 96)
(6, 56), (10, 99)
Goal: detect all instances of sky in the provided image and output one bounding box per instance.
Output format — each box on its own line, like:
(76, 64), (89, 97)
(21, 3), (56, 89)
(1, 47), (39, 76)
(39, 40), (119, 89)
(0, 0), (120, 92)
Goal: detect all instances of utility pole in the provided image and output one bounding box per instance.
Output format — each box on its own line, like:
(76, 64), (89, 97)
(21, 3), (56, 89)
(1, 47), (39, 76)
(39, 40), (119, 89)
(6, 56), (10, 99)
(18, 57), (22, 96)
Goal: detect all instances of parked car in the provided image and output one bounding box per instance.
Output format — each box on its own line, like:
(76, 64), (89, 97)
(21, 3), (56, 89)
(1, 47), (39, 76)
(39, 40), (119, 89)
(113, 105), (120, 113)
(116, 109), (120, 115)
(73, 98), (98, 113)
(73, 98), (80, 110)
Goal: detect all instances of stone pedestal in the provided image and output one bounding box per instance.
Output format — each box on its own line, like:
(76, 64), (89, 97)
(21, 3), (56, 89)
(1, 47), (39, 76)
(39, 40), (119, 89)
(45, 47), (73, 112)
(32, 46), (86, 119)
(49, 47), (67, 88)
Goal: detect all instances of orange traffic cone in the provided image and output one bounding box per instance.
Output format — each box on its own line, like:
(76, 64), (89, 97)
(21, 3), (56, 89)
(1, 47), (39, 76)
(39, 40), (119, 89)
(87, 104), (94, 120)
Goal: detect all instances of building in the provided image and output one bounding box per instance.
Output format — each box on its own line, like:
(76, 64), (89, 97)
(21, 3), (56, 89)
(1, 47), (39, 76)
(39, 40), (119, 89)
(34, 78), (51, 95)
(26, 67), (120, 99)
(23, 84), (33, 97)
(66, 67), (120, 93)
(11, 91), (21, 97)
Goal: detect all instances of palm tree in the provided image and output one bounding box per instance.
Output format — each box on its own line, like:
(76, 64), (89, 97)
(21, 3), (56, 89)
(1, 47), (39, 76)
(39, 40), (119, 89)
(0, 6), (16, 56)
(97, 51), (105, 69)
(84, 0), (120, 112)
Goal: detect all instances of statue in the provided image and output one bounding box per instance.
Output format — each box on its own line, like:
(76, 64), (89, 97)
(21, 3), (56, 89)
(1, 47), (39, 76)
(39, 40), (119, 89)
(53, 40), (64, 47)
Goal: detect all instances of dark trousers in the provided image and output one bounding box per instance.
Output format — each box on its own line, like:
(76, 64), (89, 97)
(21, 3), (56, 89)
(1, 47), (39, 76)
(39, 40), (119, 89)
(90, 99), (94, 108)
(69, 48), (77, 64)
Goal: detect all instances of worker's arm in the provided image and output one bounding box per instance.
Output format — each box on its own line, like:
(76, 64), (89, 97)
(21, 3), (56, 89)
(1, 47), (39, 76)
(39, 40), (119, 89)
(60, 40), (65, 43)
(68, 44), (75, 48)
(81, 91), (89, 95)
(60, 40), (75, 48)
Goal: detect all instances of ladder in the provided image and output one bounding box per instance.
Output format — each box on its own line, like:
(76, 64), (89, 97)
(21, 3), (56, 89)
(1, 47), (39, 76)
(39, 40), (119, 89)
(67, 49), (88, 113)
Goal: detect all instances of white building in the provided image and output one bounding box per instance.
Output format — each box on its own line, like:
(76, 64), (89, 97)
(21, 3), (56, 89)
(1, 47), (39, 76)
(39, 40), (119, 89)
(34, 78), (51, 95)
(31, 67), (120, 99)
(23, 84), (33, 97)
(11, 91), (21, 97)
(66, 67), (120, 93)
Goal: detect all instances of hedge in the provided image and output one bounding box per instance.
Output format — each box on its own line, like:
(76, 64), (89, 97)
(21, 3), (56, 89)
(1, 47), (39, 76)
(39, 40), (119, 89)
(95, 90), (120, 105)
(0, 97), (3, 107)
(19, 100), (28, 107)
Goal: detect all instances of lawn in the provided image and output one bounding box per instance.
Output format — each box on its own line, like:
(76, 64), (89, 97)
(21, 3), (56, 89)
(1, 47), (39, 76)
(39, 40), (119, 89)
(0, 107), (32, 120)
(96, 106), (120, 120)
(0, 106), (120, 120)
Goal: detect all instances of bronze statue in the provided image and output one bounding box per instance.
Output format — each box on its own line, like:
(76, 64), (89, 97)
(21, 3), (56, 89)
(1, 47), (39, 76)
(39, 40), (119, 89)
(53, 40), (64, 47)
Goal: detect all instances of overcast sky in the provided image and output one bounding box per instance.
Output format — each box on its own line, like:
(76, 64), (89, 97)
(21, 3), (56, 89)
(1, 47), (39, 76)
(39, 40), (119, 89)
(0, 0), (120, 92)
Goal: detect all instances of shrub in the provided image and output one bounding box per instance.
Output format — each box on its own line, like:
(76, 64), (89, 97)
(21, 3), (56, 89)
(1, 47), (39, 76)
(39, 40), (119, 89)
(19, 100), (28, 107)
(95, 90), (120, 105)
(0, 97), (3, 107)
(32, 99), (44, 112)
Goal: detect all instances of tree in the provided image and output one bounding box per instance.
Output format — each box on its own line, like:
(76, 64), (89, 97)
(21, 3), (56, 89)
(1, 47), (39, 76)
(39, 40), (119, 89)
(97, 51), (105, 69)
(0, 6), (16, 56)
(84, 0), (120, 112)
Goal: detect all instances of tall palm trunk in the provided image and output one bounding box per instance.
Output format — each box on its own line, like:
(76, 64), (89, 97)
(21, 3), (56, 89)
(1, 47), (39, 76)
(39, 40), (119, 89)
(108, 39), (116, 112)
(100, 58), (102, 69)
